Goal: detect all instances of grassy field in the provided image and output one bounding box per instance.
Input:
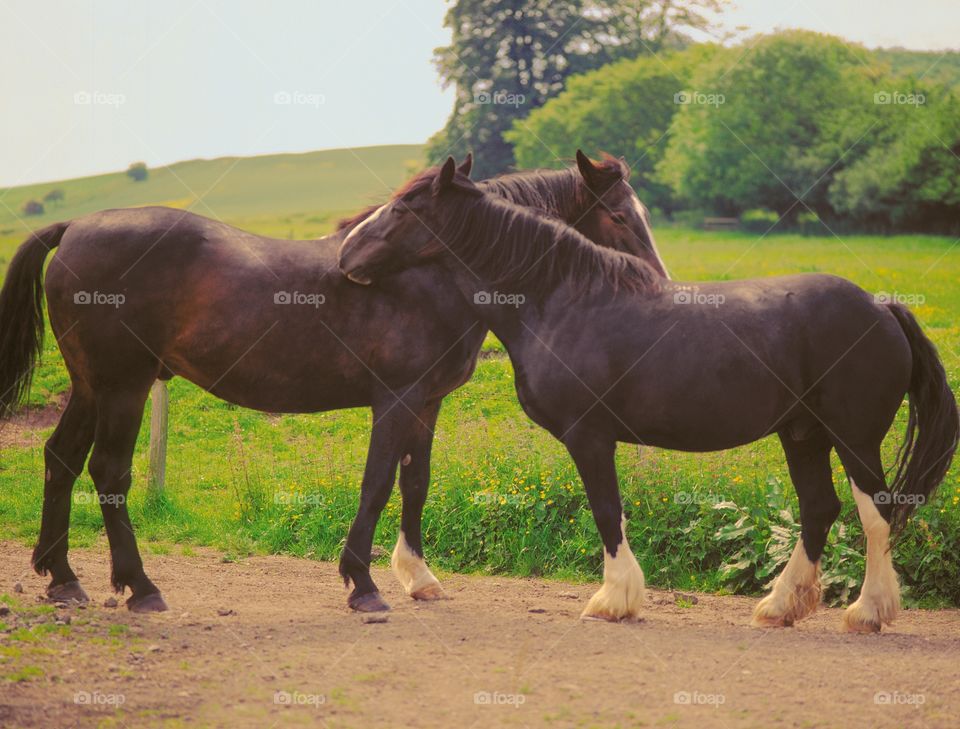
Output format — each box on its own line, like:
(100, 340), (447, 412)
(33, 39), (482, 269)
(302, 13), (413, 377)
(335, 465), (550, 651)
(0, 161), (958, 609)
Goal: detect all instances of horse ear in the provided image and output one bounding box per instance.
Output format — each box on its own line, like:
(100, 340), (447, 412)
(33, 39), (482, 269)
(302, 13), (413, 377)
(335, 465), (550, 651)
(576, 149), (602, 186)
(457, 153), (473, 178)
(433, 157), (458, 195)
(618, 155), (631, 183)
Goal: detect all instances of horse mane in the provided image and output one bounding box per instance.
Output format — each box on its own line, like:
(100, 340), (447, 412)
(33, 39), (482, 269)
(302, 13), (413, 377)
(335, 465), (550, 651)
(335, 156), (628, 233)
(336, 203), (381, 232)
(429, 173), (659, 299)
(476, 168), (585, 221)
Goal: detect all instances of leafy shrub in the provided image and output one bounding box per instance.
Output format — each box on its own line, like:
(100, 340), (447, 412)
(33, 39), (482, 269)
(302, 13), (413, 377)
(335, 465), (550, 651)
(739, 208), (779, 233)
(21, 200), (44, 216)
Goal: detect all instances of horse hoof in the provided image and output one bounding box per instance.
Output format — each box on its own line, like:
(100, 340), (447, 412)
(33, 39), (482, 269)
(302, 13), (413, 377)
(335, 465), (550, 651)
(580, 611), (641, 624)
(842, 610), (882, 634)
(410, 584), (445, 601)
(750, 600), (795, 628)
(127, 592), (168, 613)
(751, 613), (794, 629)
(349, 591), (391, 613)
(844, 619), (881, 634)
(47, 581), (89, 604)
(842, 598), (892, 634)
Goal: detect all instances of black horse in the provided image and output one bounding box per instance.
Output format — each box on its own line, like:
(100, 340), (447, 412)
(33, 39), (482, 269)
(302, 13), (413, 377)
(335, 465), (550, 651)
(0, 153), (667, 613)
(339, 157), (959, 631)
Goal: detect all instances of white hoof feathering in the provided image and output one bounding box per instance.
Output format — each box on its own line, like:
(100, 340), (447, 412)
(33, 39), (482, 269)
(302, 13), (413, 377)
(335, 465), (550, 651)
(392, 531), (443, 600)
(751, 539), (821, 628)
(843, 482), (900, 633)
(581, 520), (645, 622)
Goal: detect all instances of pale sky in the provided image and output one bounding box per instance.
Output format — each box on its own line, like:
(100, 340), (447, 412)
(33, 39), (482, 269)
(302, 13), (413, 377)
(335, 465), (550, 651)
(1, 0), (957, 187)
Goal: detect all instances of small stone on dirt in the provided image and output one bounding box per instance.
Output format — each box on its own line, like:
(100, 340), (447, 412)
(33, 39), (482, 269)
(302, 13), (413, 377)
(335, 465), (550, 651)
(558, 592), (578, 599)
(147, 644), (162, 653)
(361, 614), (389, 624)
(56, 616), (71, 625)
(528, 608), (547, 614)
(14, 582), (23, 593)
(0, 606), (10, 616)
(370, 546), (388, 559)
(104, 597), (118, 608)
(217, 608), (235, 617)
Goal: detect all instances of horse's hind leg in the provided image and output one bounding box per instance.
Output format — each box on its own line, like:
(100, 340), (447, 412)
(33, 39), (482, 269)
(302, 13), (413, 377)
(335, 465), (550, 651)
(834, 442), (899, 633)
(32, 386), (96, 602)
(88, 385), (167, 613)
(393, 398), (444, 601)
(753, 429), (839, 627)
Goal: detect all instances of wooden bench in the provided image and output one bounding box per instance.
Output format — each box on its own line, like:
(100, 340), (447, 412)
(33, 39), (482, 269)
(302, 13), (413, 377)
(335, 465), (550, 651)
(703, 217), (740, 231)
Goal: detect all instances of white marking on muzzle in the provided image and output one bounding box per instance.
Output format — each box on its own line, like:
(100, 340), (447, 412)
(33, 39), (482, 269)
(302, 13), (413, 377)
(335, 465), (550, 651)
(342, 202), (388, 248)
(632, 197), (670, 279)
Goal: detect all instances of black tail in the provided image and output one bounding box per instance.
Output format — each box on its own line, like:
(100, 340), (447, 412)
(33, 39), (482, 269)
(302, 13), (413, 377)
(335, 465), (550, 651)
(0, 222), (68, 419)
(886, 302), (960, 534)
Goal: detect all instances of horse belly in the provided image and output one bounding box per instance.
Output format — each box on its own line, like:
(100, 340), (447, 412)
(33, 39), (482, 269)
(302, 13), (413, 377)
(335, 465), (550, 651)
(610, 374), (793, 452)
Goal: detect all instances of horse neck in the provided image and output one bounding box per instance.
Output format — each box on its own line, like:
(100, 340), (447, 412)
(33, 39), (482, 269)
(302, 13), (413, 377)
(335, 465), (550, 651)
(441, 265), (530, 353)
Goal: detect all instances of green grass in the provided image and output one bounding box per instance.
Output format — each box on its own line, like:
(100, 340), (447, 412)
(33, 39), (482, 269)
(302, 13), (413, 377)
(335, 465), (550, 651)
(0, 166), (958, 607)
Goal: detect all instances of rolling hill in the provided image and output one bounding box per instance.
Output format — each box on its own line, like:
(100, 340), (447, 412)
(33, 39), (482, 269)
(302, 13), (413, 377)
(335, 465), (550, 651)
(0, 144), (425, 236)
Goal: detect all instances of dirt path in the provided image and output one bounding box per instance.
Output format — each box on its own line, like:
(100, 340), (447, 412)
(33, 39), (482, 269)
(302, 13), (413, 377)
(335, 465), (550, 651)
(1, 541), (958, 728)
(0, 395), (67, 451)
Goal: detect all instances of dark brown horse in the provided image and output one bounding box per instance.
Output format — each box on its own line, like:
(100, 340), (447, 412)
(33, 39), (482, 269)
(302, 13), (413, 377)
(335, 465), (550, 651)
(339, 158), (959, 631)
(0, 153), (667, 613)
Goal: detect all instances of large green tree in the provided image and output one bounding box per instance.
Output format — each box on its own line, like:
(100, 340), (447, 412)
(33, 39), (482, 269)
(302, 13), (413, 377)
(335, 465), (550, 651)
(658, 31), (879, 220)
(428, 0), (722, 178)
(830, 87), (960, 232)
(507, 43), (723, 213)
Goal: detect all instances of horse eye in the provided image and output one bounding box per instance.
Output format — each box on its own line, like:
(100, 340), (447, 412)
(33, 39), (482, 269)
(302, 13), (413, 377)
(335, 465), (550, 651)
(610, 212), (627, 225)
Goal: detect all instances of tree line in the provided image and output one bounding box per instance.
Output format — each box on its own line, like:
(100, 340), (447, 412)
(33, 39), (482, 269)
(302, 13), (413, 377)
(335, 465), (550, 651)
(430, 1), (960, 233)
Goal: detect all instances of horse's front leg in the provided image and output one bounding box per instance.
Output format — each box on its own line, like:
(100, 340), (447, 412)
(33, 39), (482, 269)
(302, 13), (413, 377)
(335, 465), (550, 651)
(565, 430), (645, 622)
(339, 392), (423, 612)
(393, 398), (444, 600)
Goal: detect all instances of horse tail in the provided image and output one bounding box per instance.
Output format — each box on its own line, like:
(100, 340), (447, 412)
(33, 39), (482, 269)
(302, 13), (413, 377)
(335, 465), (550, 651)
(885, 302), (959, 534)
(0, 221), (68, 418)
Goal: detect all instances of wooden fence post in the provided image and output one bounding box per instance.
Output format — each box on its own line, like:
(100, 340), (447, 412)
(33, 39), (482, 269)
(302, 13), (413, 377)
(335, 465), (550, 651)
(147, 380), (169, 494)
